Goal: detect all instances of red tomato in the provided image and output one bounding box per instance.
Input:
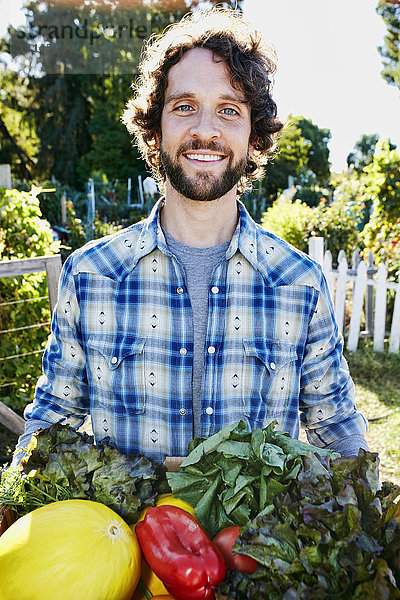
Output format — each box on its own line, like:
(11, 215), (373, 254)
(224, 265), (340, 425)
(213, 526), (257, 574)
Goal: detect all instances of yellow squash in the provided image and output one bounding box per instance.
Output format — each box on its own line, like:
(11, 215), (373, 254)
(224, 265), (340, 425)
(132, 559), (168, 600)
(0, 499), (141, 600)
(136, 493), (199, 524)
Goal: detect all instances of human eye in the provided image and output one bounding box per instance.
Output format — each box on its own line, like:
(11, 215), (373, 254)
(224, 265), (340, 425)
(175, 104), (194, 113)
(220, 106), (240, 117)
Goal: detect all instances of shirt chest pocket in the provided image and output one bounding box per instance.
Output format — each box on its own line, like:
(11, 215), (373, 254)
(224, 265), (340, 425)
(242, 339), (298, 421)
(86, 334), (146, 414)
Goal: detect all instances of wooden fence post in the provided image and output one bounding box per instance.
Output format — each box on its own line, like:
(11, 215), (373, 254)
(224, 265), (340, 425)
(347, 260), (367, 352)
(389, 277), (400, 354)
(323, 250), (334, 300)
(373, 263), (387, 352)
(308, 237), (324, 266)
(335, 253), (348, 334)
(365, 251), (377, 336)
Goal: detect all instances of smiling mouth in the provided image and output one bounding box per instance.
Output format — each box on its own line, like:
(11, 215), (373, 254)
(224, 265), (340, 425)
(183, 152), (227, 163)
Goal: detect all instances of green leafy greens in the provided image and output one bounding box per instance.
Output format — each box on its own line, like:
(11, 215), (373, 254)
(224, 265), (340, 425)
(167, 420), (400, 598)
(216, 464), (400, 598)
(166, 420), (339, 537)
(0, 424), (169, 524)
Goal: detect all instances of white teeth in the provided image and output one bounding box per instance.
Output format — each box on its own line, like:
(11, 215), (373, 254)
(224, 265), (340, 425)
(185, 153), (224, 162)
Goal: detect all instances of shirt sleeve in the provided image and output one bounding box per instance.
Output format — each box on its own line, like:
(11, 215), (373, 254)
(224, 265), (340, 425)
(324, 434), (370, 457)
(22, 253), (90, 431)
(299, 268), (368, 448)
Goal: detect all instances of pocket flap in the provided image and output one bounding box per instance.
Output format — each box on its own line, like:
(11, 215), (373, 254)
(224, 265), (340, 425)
(87, 334), (145, 370)
(243, 339), (297, 373)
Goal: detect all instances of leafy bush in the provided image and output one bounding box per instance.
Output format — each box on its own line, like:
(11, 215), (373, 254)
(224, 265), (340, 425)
(260, 197), (314, 253)
(361, 213), (400, 282)
(308, 196), (365, 263)
(293, 169), (331, 208)
(363, 138), (400, 224)
(0, 187), (60, 413)
(261, 194), (363, 262)
(357, 138), (400, 283)
(64, 200), (86, 258)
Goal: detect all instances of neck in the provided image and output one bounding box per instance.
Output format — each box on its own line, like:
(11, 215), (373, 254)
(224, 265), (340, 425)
(160, 182), (239, 248)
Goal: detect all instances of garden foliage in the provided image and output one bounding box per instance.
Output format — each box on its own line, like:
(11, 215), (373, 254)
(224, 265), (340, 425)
(261, 194), (364, 262)
(0, 187), (59, 413)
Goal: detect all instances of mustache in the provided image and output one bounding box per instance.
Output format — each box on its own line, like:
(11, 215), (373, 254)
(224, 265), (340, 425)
(176, 140), (233, 158)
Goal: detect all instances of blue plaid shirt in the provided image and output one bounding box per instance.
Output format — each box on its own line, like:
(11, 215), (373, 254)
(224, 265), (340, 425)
(24, 200), (367, 461)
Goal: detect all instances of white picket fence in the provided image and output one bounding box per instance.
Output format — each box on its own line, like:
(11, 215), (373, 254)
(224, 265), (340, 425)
(308, 237), (400, 354)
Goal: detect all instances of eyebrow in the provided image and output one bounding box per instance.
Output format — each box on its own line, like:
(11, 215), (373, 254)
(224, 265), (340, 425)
(164, 92), (249, 105)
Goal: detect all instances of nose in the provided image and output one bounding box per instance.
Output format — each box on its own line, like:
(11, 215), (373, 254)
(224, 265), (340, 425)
(189, 108), (221, 141)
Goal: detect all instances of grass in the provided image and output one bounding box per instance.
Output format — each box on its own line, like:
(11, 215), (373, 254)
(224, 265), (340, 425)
(344, 341), (400, 486)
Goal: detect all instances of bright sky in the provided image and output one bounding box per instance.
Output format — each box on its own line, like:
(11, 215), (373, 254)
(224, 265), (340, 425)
(243, 0), (400, 172)
(1, 0), (399, 172)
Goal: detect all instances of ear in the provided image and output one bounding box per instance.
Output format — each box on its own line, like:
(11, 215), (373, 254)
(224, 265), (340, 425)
(154, 130), (161, 149)
(248, 141), (256, 159)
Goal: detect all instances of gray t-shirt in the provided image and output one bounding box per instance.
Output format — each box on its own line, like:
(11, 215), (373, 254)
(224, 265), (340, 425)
(163, 228), (229, 437)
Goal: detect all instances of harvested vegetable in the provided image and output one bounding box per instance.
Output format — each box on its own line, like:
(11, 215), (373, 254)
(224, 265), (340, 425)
(0, 424), (168, 524)
(167, 420), (338, 537)
(132, 559), (169, 600)
(0, 499), (141, 600)
(216, 452), (400, 599)
(213, 526), (257, 574)
(136, 505), (226, 600)
(136, 492), (199, 524)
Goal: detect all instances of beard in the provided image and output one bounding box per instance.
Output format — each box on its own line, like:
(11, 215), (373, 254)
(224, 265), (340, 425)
(160, 140), (248, 202)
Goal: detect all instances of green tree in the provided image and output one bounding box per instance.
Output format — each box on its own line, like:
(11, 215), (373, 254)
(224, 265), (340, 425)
(291, 115), (331, 185)
(363, 138), (400, 223)
(262, 121), (309, 202)
(377, 0), (400, 91)
(346, 133), (397, 172)
(261, 115), (331, 205)
(353, 138), (400, 281)
(77, 75), (142, 184)
(0, 66), (38, 181)
(33, 74), (93, 187)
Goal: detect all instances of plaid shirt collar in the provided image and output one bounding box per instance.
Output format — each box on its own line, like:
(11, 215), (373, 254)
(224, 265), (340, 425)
(113, 197), (260, 281)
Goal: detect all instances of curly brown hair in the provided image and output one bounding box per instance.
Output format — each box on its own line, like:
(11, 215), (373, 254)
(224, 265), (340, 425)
(122, 8), (284, 193)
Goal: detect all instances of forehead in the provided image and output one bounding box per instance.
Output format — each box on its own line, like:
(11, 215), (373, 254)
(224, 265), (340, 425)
(164, 47), (246, 102)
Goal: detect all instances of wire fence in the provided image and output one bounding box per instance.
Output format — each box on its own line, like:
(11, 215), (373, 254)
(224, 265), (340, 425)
(0, 296), (49, 308)
(0, 294), (50, 396)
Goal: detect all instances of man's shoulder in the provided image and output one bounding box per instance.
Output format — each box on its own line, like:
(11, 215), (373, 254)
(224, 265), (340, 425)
(66, 219), (148, 280)
(253, 224), (323, 290)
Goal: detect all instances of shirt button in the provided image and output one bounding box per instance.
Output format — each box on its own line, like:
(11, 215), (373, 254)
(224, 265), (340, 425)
(211, 286), (219, 294)
(270, 362), (276, 370)
(205, 407), (213, 415)
(179, 408), (187, 416)
(111, 356), (118, 365)
(179, 348), (187, 356)
(177, 287), (184, 294)
(207, 346), (216, 354)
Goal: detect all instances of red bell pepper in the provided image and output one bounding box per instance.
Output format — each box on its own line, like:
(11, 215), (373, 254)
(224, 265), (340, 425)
(135, 505), (226, 600)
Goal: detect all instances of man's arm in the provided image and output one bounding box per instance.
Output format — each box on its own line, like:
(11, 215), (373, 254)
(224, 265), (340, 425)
(299, 269), (369, 456)
(13, 254), (90, 462)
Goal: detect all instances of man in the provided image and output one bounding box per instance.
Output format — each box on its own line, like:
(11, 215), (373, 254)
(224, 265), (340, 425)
(14, 8), (368, 464)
